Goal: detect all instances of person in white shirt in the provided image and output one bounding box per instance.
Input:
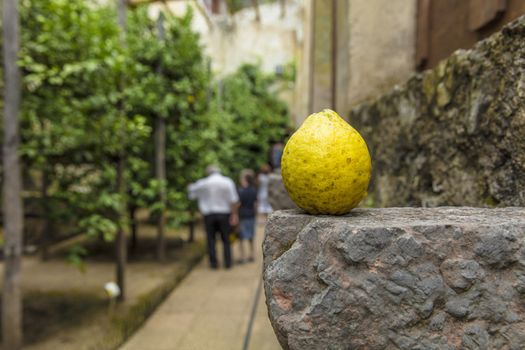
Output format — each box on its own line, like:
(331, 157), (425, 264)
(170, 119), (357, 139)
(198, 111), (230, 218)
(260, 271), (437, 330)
(188, 165), (239, 269)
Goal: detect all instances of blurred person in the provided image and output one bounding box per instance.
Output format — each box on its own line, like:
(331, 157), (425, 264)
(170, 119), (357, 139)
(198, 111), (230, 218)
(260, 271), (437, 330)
(270, 141), (284, 171)
(188, 165), (239, 269)
(237, 169), (258, 263)
(257, 164), (273, 219)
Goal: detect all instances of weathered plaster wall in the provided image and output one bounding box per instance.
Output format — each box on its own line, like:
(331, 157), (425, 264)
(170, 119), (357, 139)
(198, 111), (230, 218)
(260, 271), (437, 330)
(293, 0), (417, 127)
(348, 16), (525, 207)
(293, 0), (312, 127)
(148, 1), (304, 122)
(347, 0), (417, 107)
(149, 1), (303, 77)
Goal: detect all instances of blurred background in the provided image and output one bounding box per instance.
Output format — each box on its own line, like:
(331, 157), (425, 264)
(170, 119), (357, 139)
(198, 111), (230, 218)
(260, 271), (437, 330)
(1, 0), (525, 349)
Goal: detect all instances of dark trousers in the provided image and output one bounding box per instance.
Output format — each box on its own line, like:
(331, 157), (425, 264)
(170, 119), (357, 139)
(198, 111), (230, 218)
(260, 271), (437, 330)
(204, 214), (232, 268)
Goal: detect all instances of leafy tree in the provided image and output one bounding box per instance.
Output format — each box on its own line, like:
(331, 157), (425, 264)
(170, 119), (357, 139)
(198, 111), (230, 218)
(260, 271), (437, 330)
(125, 8), (213, 230)
(14, 0), (290, 264)
(18, 0), (148, 256)
(210, 64), (290, 179)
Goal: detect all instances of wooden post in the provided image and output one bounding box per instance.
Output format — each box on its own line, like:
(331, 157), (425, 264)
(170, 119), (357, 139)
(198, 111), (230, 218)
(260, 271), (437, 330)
(2, 0), (24, 348)
(129, 203), (138, 253)
(155, 12), (167, 262)
(115, 157), (126, 302)
(116, 0), (127, 303)
(40, 167), (50, 260)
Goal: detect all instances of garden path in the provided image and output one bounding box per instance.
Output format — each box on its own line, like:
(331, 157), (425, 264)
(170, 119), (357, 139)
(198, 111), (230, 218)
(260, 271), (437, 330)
(120, 220), (281, 350)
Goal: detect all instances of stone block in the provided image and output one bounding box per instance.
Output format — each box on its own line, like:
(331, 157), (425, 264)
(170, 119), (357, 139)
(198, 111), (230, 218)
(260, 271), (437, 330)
(263, 207), (525, 349)
(267, 173), (299, 211)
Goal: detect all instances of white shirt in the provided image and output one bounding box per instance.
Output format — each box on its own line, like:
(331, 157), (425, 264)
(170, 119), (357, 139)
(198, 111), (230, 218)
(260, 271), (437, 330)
(188, 173), (239, 215)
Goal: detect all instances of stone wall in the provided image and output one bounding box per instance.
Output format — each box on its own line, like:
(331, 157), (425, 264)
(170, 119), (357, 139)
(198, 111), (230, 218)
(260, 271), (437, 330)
(348, 16), (525, 208)
(263, 208), (525, 349)
(267, 173), (298, 210)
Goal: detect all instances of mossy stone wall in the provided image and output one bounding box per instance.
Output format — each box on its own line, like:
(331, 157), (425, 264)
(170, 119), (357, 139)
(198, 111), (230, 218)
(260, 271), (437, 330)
(349, 16), (525, 207)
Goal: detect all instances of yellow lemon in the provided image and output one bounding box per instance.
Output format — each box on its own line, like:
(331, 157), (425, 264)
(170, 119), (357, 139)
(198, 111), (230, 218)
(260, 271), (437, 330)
(281, 109), (371, 215)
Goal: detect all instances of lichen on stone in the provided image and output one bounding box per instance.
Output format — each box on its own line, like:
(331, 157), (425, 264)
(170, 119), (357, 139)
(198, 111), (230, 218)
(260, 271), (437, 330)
(348, 15), (525, 208)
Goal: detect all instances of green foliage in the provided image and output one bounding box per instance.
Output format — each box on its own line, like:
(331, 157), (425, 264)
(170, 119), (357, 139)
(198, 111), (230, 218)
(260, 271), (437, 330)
(125, 8), (212, 217)
(279, 60), (296, 83)
(19, 0), (138, 245)
(224, 0), (284, 15)
(225, 0), (245, 14)
(67, 244), (88, 272)
(13, 0), (290, 265)
(209, 64), (289, 179)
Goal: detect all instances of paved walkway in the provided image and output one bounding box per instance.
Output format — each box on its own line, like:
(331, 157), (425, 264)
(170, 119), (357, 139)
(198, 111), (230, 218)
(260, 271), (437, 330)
(120, 222), (281, 350)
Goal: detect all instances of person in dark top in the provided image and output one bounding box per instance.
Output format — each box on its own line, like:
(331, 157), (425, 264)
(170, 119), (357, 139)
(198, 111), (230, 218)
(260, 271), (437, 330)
(237, 169), (258, 263)
(271, 141), (283, 171)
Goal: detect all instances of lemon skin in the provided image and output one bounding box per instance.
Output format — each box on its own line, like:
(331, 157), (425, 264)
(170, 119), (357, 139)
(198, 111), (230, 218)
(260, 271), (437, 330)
(281, 109), (371, 215)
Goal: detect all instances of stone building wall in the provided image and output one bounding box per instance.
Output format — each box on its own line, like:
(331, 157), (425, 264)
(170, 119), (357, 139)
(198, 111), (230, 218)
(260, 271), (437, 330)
(147, 0), (303, 120)
(148, 1), (303, 77)
(348, 16), (525, 208)
(294, 0), (417, 126)
(346, 0), (417, 107)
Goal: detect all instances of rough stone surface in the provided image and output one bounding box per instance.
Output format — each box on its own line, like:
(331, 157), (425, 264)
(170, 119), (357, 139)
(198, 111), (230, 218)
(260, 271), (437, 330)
(263, 207), (525, 349)
(348, 16), (525, 208)
(268, 173), (299, 210)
